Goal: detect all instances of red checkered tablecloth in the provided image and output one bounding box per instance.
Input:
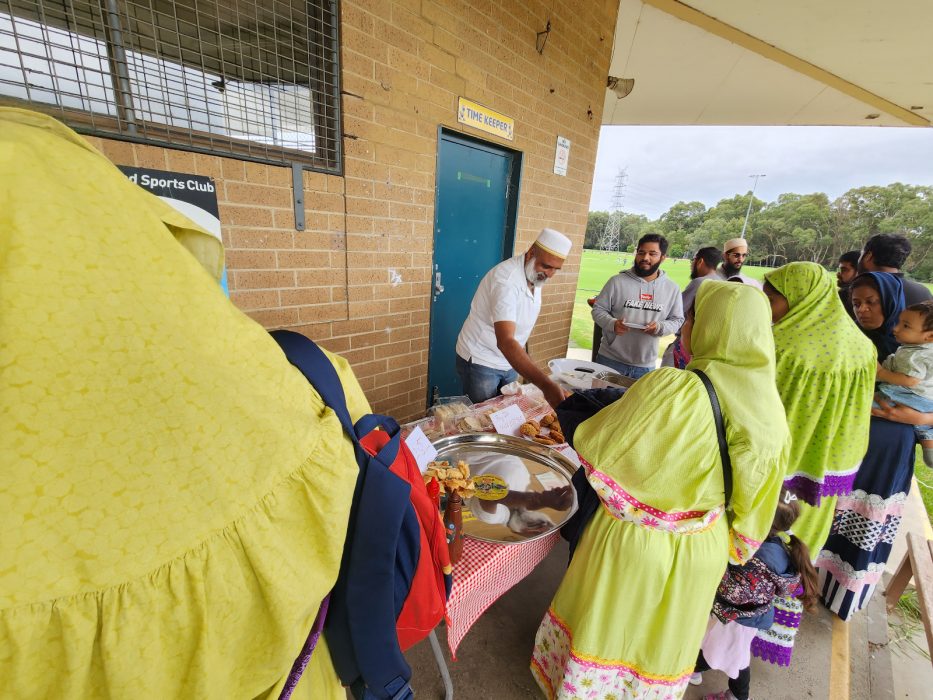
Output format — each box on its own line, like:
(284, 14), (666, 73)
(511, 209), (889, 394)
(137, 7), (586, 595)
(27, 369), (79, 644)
(444, 532), (560, 658)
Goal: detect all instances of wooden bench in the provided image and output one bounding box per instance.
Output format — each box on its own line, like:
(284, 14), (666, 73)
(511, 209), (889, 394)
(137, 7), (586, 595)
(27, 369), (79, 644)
(885, 531), (933, 666)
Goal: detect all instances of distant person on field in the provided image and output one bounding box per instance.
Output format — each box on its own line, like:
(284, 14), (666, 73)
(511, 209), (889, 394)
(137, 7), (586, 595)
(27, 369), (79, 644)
(662, 246), (722, 368)
(717, 238), (763, 289)
(455, 228), (572, 407)
(875, 300), (933, 467)
(591, 233), (684, 379)
(836, 250), (860, 318)
(858, 233), (932, 305)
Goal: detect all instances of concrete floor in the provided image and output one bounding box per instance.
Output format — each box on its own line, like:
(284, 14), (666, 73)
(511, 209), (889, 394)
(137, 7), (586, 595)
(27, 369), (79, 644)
(405, 539), (835, 700)
(888, 481), (933, 700)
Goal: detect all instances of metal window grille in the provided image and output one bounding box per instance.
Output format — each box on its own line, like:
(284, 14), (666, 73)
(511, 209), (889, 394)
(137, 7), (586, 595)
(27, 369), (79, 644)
(0, 0), (342, 172)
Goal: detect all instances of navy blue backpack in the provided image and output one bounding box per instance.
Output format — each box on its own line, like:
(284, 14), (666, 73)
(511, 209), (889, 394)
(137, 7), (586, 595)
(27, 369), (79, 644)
(272, 330), (451, 700)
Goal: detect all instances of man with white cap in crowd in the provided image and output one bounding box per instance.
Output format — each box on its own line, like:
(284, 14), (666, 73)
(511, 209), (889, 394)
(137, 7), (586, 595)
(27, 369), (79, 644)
(717, 237), (763, 289)
(456, 228), (572, 407)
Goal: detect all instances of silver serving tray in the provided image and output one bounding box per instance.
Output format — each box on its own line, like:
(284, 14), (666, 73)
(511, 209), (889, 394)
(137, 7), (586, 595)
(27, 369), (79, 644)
(433, 433), (579, 545)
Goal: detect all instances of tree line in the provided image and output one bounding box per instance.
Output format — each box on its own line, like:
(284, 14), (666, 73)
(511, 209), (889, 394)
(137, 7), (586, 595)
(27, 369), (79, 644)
(586, 183), (933, 281)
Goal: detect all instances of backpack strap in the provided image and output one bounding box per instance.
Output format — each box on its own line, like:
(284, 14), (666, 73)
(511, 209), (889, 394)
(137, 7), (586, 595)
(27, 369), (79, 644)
(270, 329), (415, 700)
(271, 330), (402, 461)
(270, 329), (355, 436)
(690, 368), (733, 507)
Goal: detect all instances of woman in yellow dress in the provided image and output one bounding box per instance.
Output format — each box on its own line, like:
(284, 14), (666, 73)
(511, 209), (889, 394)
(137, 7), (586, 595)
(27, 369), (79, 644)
(531, 282), (790, 700)
(1, 108), (357, 698)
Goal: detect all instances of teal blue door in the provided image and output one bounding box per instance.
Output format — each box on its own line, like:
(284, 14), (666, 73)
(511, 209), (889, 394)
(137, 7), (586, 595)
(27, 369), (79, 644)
(428, 131), (520, 403)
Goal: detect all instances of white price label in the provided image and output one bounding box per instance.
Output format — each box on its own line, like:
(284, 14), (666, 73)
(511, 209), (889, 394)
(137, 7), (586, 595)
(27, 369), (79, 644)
(489, 404), (527, 437)
(404, 425), (438, 474)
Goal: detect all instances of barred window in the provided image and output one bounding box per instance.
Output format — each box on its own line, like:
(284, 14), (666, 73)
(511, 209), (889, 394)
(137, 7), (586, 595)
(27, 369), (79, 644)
(0, 0), (342, 172)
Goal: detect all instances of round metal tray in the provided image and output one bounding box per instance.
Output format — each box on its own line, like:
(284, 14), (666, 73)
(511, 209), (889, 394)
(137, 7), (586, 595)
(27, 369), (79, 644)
(433, 433), (579, 545)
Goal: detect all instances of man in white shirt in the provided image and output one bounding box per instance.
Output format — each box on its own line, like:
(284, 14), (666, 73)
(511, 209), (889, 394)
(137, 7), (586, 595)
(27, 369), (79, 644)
(716, 238), (763, 289)
(456, 228), (572, 407)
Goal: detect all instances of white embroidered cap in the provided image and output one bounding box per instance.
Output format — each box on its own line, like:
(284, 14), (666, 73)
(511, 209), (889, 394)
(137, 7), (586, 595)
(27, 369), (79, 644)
(534, 228), (572, 259)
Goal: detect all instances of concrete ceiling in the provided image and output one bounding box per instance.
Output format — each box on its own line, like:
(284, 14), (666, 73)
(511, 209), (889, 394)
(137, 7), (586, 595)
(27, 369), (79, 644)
(603, 0), (932, 127)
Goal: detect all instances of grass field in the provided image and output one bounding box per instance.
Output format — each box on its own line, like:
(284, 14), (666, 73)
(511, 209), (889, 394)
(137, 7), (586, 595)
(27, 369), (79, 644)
(569, 249), (774, 349)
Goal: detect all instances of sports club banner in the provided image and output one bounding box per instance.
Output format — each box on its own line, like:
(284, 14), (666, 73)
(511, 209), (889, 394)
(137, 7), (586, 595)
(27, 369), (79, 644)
(118, 166), (229, 296)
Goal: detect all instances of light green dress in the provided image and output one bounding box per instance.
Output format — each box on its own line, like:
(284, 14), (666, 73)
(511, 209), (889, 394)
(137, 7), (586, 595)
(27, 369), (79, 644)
(532, 282), (790, 700)
(765, 262), (876, 554)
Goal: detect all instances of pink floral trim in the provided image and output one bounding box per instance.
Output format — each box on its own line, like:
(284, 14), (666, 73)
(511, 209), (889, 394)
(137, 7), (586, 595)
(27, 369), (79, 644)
(581, 457), (707, 521)
(532, 608), (693, 699)
(729, 530), (762, 565)
(734, 530), (761, 549)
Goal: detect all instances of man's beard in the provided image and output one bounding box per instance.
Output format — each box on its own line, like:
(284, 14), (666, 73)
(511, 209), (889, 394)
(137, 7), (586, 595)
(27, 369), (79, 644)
(722, 261), (743, 277)
(524, 256), (548, 288)
(632, 261), (661, 278)
(690, 261), (701, 280)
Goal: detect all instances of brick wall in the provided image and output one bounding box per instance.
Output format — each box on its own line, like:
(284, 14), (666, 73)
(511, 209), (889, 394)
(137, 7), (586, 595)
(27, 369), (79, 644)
(88, 0), (617, 421)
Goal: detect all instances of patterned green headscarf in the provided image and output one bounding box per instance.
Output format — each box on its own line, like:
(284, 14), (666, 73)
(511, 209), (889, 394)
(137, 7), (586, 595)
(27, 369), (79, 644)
(765, 262), (876, 505)
(688, 281), (789, 463)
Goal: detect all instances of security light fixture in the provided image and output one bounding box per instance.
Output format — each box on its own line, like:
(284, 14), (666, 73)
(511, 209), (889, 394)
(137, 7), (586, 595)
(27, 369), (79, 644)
(607, 76), (635, 99)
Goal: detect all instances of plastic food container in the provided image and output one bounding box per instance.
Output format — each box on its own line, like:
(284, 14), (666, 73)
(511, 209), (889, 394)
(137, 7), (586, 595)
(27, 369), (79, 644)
(547, 358), (624, 392)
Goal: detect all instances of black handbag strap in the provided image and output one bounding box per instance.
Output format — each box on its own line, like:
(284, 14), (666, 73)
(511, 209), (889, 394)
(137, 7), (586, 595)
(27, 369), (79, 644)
(690, 369), (733, 507)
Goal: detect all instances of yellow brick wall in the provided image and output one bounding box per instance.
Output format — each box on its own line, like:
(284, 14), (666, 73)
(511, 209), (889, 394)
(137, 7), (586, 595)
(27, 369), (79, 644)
(88, 0), (617, 421)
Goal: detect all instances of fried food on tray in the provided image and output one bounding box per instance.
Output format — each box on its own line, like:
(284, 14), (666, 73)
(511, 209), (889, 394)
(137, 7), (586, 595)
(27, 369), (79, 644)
(424, 459), (475, 497)
(540, 413), (557, 427)
(519, 421), (539, 436)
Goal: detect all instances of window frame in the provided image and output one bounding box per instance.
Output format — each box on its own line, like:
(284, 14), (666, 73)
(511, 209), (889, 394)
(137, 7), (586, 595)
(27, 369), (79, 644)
(0, 0), (344, 173)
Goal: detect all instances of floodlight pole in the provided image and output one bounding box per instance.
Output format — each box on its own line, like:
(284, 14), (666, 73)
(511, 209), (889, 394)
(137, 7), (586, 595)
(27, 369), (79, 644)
(740, 173), (766, 239)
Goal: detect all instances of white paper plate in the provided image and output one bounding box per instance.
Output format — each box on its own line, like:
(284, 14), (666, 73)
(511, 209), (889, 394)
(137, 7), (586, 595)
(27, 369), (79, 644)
(623, 321), (647, 329)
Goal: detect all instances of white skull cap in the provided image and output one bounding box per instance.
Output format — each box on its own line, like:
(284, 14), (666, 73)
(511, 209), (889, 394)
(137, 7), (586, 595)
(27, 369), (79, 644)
(534, 228), (572, 259)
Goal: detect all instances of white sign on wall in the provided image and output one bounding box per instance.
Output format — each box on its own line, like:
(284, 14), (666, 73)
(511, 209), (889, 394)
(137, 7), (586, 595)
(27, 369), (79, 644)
(553, 136), (571, 176)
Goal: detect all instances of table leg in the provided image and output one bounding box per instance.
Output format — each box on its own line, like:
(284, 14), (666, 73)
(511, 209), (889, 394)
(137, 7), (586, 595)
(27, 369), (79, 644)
(428, 628), (454, 700)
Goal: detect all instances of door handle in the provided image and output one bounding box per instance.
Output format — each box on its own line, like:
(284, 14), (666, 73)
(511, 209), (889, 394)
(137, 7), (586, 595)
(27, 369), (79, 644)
(434, 271), (445, 295)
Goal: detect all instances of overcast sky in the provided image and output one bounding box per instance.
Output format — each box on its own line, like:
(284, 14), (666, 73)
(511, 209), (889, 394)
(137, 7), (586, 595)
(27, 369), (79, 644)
(588, 125), (933, 220)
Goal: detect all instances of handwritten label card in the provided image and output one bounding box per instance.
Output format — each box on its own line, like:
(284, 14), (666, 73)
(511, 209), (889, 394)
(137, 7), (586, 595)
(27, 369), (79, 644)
(405, 425), (438, 474)
(489, 404), (527, 436)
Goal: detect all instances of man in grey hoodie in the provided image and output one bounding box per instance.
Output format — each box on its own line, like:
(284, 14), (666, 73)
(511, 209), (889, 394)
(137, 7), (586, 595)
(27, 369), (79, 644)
(591, 233), (684, 379)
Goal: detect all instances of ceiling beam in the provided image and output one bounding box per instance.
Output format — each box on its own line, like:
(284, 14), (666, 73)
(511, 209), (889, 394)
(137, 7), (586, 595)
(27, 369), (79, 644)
(642, 0), (930, 126)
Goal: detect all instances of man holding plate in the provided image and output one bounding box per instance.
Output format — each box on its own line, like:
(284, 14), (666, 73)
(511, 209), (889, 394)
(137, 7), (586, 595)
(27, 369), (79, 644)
(591, 233), (684, 379)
